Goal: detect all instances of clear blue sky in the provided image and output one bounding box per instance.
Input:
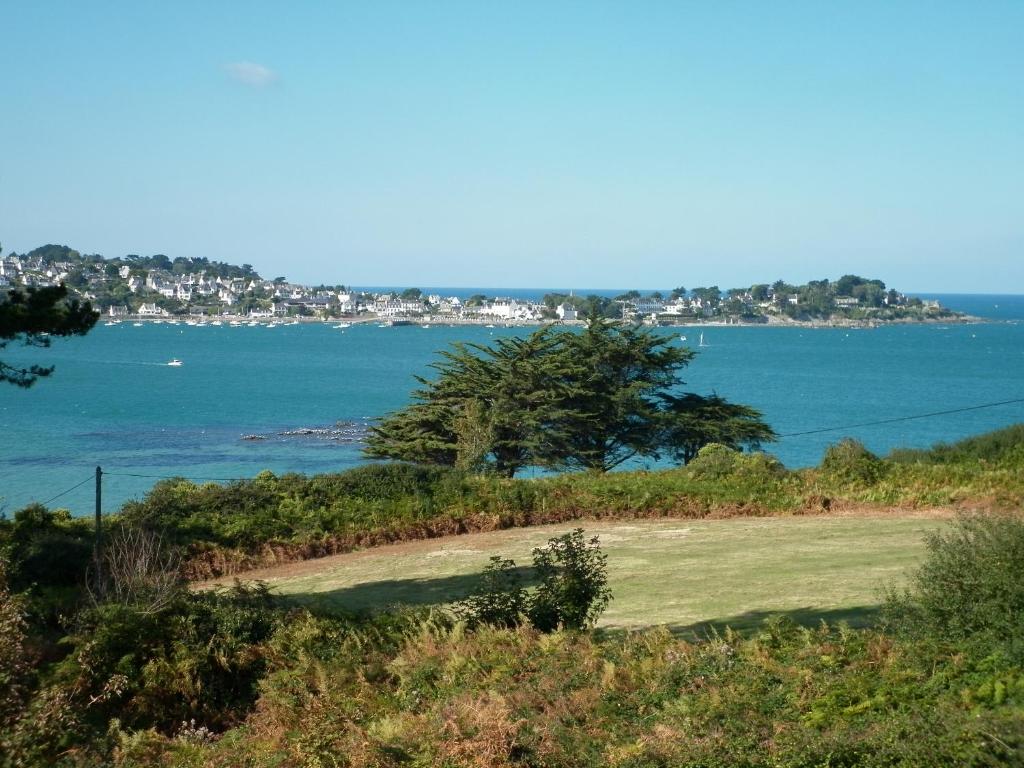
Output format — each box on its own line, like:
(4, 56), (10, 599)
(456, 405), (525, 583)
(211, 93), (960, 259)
(2, 1), (1021, 291)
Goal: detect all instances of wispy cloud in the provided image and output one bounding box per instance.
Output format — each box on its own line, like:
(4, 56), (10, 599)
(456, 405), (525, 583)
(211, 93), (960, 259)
(224, 61), (278, 87)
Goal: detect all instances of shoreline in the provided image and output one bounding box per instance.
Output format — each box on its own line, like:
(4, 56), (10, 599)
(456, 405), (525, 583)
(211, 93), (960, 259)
(106, 313), (986, 329)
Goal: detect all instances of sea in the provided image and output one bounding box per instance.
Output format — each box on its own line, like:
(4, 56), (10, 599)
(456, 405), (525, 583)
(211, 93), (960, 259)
(1, 292), (1022, 516)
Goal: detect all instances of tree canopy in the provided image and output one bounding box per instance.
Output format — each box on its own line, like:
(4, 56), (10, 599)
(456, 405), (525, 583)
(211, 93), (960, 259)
(0, 257), (99, 387)
(365, 313), (775, 475)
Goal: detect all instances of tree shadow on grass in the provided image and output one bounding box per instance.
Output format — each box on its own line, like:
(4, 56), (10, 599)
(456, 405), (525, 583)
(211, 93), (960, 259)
(281, 566), (536, 614)
(650, 604), (884, 641)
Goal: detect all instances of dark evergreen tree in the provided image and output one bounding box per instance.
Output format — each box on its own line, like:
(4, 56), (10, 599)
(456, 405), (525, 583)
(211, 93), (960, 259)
(540, 312), (693, 472)
(657, 392), (776, 464)
(0, 277), (99, 387)
(365, 327), (578, 477)
(366, 312), (775, 475)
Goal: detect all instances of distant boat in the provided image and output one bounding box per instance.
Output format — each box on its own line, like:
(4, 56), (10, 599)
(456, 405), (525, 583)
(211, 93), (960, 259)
(698, 332), (708, 347)
(334, 322), (351, 329)
(421, 324), (431, 329)
(104, 321), (119, 326)
(166, 359), (183, 367)
(133, 322), (143, 327)
(679, 335), (686, 342)
(484, 324), (496, 328)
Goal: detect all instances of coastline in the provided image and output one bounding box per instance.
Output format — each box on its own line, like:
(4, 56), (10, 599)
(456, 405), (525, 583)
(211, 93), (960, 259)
(107, 312), (985, 329)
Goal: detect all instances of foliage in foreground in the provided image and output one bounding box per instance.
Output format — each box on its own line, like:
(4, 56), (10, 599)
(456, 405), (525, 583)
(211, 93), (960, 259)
(4, 477), (1024, 765)
(109, 618), (1024, 767)
(885, 512), (1024, 665)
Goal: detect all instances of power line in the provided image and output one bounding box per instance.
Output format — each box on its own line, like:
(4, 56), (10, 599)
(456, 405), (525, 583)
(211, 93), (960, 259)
(39, 475), (94, 506)
(778, 397), (1024, 438)
(103, 471), (248, 482)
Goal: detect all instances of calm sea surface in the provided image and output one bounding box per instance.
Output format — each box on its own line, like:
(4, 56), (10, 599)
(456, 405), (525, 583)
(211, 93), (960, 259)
(2, 293), (1022, 515)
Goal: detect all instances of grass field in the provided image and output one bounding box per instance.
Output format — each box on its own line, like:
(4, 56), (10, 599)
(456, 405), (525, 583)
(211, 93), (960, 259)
(215, 515), (946, 633)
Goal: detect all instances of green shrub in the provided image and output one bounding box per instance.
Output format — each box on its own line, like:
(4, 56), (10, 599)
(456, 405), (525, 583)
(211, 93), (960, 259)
(454, 556), (527, 629)
(889, 422), (1024, 465)
(686, 443), (739, 479)
(820, 438), (886, 486)
(885, 513), (1024, 663)
(457, 529), (612, 632)
(329, 462), (458, 501)
(13, 583), (285, 760)
(0, 564), (31, 730)
(1, 504), (94, 593)
(529, 529), (612, 632)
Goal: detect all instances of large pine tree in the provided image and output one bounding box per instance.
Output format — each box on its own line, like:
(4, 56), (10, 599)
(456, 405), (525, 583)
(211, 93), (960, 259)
(365, 313), (775, 475)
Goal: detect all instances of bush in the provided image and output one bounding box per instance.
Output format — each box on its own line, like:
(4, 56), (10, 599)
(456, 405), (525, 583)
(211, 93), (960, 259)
(885, 513), (1024, 663)
(889, 423), (1024, 465)
(459, 529), (612, 632)
(330, 462), (458, 501)
(455, 556), (527, 629)
(685, 443), (739, 480)
(0, 564), (31, 729)
(1, 504), (94, 593)
(19, 583), (285, 752)
(529, 529), (612, 632)
(820, 438), (886, 486)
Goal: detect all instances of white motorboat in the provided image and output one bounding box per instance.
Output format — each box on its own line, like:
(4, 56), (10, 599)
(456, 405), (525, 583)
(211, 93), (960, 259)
(166, 359), (183, 367)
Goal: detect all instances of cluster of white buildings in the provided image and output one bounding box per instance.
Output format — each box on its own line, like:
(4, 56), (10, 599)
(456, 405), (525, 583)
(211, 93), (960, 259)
(0, 254), (70, 288)
(369, 293), (581, 323)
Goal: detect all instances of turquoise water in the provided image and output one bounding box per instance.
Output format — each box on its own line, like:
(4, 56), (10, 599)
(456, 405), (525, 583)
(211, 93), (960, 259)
(1, 294), (1022, 515)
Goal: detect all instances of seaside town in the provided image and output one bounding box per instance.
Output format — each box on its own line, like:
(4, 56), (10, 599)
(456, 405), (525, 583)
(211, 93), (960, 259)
(2, 243), (959, 326)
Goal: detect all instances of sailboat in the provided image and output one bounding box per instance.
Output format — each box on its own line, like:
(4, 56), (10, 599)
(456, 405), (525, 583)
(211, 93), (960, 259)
(698, 332), (708, 347)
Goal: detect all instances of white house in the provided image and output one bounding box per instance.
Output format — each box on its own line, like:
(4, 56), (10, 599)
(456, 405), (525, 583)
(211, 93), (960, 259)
(375, 298), (425, 317)
(480, 299), (521, 319)
(633, 299), (666, 316)
(556, 303), (578, 322)
(137, 303), (169, 317)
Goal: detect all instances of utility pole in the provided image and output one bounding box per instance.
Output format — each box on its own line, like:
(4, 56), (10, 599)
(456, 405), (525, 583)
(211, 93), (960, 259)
(94, 465), (103, 597)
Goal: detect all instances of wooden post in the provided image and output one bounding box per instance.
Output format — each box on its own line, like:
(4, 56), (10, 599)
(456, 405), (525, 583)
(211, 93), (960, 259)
(94, 466), (103, 596)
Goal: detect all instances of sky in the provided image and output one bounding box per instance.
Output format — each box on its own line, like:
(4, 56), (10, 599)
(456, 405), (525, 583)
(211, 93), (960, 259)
(1, 1), (1022, 292)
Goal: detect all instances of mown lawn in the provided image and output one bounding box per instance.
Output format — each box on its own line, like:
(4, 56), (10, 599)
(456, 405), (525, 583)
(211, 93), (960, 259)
(218, 515), (946, 633)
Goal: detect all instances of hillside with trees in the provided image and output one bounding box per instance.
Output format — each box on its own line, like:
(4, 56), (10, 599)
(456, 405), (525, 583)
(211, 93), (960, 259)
(541, 275), (962, 325)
